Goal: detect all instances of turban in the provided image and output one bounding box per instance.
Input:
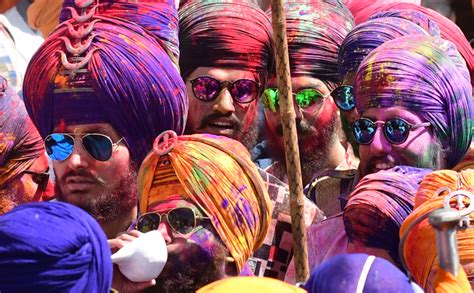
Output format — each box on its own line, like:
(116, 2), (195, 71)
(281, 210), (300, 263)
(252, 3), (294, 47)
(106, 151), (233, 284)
(343, 0), (420, 19)
(0, 76), (44, 188)
(343, 166), (430, 265)
(272, 0), (353, 90)
(179, 0), (274, 85)
(27, 0), (62, 38)
(0, 201), (112, 292)
(138, 132), (271, 273)
(23, 0), (188, 166)
(338, 14), (433, 79)
(197, 277), (305, 292)
(305, 253), (419, 292)
(352, 3), (473, 86)
(400, 169), (474, 289)
(355, 35), (474, 168)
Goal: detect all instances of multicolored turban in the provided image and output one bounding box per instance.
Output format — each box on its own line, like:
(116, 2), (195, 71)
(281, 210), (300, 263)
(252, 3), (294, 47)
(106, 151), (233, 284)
(138, 132), (271, 273)
(400, 169), (474, 289)
(23, 0), (188, 166)
(355, 35), (474, 169)
(179, 0), (274, 85)
(343, 0), (420, 19)
(271, 0), (353, 90)
(197, 276), (305, 292)
(352, 3), (473, 86)
(27, 0), (62, 38)
(305, 253), (419, 292)
(0, 76), (44, 188)
(0, 201), (112, 292)
(338, 14), (433, 79)
(343, 166), (430, 265)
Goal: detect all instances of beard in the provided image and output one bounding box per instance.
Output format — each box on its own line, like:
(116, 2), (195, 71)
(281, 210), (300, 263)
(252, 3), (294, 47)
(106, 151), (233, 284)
(144, 241), (228, 293)
(0, 189), (17, 215)
(54, 168), (137, 223)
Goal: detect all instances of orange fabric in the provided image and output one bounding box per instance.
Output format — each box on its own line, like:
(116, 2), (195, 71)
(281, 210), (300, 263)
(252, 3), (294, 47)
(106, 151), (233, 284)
(27, 0), (62, 38)
(454, 142), (474, 171)
(400, 169), (474, 290)
(434, 268), (471, 293)
(0, 0), (18, 13)
(138, 133), (271, 273)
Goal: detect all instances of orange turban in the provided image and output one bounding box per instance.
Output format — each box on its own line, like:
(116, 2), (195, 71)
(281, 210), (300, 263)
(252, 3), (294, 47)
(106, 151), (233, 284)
(400, 169), (474, 290)
(138, 132), (271, 273)
(196, 277), (305, 292)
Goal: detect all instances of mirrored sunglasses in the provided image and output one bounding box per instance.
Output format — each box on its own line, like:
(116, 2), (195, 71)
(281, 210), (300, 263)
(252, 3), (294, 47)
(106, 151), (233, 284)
(137, 207), (210, 235)
(332, 85), (355, 111)
(261, 87), (328, 112)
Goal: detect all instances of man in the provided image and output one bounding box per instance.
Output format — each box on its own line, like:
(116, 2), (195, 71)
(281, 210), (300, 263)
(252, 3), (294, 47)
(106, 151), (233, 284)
(138, 131), (271, 292)
(257, 0), (355, 187)
(178, 1), (323, 281)
(1, 76), (53, 214)
(22, 0), (188, 238)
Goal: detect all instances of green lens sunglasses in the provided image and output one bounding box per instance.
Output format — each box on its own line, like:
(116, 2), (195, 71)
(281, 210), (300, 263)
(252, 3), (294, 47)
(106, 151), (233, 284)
(261, 87), (328, 112)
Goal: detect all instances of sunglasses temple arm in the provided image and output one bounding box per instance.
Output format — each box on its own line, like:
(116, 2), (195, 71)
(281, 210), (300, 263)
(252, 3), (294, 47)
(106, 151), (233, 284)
(126, 218), (138, 232)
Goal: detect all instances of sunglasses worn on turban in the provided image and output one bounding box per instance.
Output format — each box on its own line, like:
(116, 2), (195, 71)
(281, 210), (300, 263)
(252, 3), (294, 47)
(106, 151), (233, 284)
(332, 85), (355, 111)
(261, 88), (328, 112)
(189, 76), (261, 104)
(352, 117), (431, 145)
(45, 133), (124, 162)
(137, 207), (211, 235)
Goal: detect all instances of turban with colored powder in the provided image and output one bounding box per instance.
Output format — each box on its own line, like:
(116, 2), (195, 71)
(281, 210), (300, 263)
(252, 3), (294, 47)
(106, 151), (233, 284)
(0, 76), (44, 188)
(197, 276), (305, 292)
(305, 253), (420, 292)
(338, 13), (434, 79)
(27, 0), (62, 38)
(138, 132), (271, 273)
(343, 166), (431, 265)
(0, 201), (112, 292)
(343, 0), (420, 18)
(352, 3), (473, 86)
(355, 35), (474, 169)
(179, 0), (274, 85)
(400, 169), (474, 289)
(269, 0), (353, 90)
(23, 0), (188, 166)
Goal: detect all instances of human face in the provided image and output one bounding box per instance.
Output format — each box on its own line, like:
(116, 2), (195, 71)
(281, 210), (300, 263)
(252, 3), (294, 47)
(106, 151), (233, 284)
(263, 76), (339, 160)
(52, 123), (136, 222)
(145, 197), (227, 292)
(339, 72), (360, 156)
(184, 67), (260, 150)
(358, 107), (443, 177)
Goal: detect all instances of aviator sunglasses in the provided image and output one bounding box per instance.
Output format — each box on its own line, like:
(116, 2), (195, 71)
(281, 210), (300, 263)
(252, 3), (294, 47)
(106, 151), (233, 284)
(136, 207), (210, 235)
(44, 133), (124, 162)
(332, 85), (355, 112)
(189, 75), (261, 104)
(261, 87), (329, 112)
(352, 117), (431, 145)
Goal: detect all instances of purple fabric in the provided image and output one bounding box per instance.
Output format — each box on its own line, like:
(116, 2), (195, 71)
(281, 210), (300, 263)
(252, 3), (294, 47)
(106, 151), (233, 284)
(355, 35), (474, 168)
(0, 201), (112, 292)
(23, 0), (188, 166)
(369, 9), (441, 37)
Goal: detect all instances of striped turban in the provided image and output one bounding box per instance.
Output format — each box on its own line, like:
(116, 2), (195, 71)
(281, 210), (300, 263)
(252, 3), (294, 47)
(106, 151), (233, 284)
(0, 201), (112, 292)
(338, 12), (437, 79)
(138, 132), (271, 273)
(400, 169), (474, 289)
(0, 77), (44, 188)
(355, 35), (474, 169)
(343, 166), (430, 266)
(272, 0), (354, 90)
(179, 0), (274, 85)
(23, 0), (188, 166)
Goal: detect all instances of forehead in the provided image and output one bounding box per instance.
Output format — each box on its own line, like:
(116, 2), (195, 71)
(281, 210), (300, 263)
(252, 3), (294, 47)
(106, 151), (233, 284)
(147, 197), (203, 214)
(52, 123), (120, 137)
(267, 76), (328, 92)
(362, 106), (423, 123)
(188, 67), (256, 81)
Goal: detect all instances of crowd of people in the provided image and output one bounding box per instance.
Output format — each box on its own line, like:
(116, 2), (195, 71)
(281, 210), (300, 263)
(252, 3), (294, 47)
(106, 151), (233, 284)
(0, 0), (473, 292)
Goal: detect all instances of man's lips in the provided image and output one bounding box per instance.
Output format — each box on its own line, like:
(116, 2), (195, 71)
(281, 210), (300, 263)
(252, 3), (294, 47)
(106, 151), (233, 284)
(207, 119), (236, 129)
(65, 176), (97, 191)
(372, 160), (396, 172)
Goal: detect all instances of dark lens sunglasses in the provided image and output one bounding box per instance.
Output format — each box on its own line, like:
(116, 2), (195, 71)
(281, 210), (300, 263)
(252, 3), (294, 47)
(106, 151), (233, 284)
(44, 133), (124, 162)
(189, 76), (261, 104)
(136, 207), (210, 235)
(261, 87), (328, 112)
(352, 117), (431, 145)
(332, 85), (355, 111)
(23, 169), (50, 191)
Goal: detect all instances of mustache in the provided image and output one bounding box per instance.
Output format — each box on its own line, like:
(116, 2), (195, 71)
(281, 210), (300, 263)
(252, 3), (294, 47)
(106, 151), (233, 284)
(276, 119), (313, 137)
(60, 169), (106, 185)
(197, 113), (241, 130)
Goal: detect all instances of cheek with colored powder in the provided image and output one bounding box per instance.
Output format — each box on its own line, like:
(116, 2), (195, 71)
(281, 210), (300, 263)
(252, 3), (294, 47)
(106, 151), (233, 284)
(188, 226), (223, 258)
(312, 98), (337, 127)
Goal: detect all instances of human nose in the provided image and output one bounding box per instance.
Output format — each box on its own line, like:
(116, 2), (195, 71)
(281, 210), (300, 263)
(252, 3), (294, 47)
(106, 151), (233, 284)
(66, 139), (91, 169)
(293, 98), (304, 121)
(213, 87), (235, 114)
(157, 220), (173, 244)
(369, 125), (392, 156)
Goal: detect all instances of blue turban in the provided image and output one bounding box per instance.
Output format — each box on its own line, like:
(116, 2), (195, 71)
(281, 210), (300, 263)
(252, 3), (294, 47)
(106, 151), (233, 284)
(0, 202), (112, 292)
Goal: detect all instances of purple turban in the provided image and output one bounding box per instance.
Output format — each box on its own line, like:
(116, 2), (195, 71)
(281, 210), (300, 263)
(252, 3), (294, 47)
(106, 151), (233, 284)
(343, 166), (431, 265)
(23, 0), (188, 166)
(0, 201), (112, 292)
(179, 0), (274, 85)
(338, 14), (436, 79)
(0, 76), (45, 188)
(355, 35), (474, 168)
(273, 0), (354, 90)
(305, 253), (419, 293)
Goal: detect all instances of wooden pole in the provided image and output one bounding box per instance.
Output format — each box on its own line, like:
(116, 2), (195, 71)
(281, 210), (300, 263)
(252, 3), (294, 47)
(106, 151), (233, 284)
(271, 0), (309, 282)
